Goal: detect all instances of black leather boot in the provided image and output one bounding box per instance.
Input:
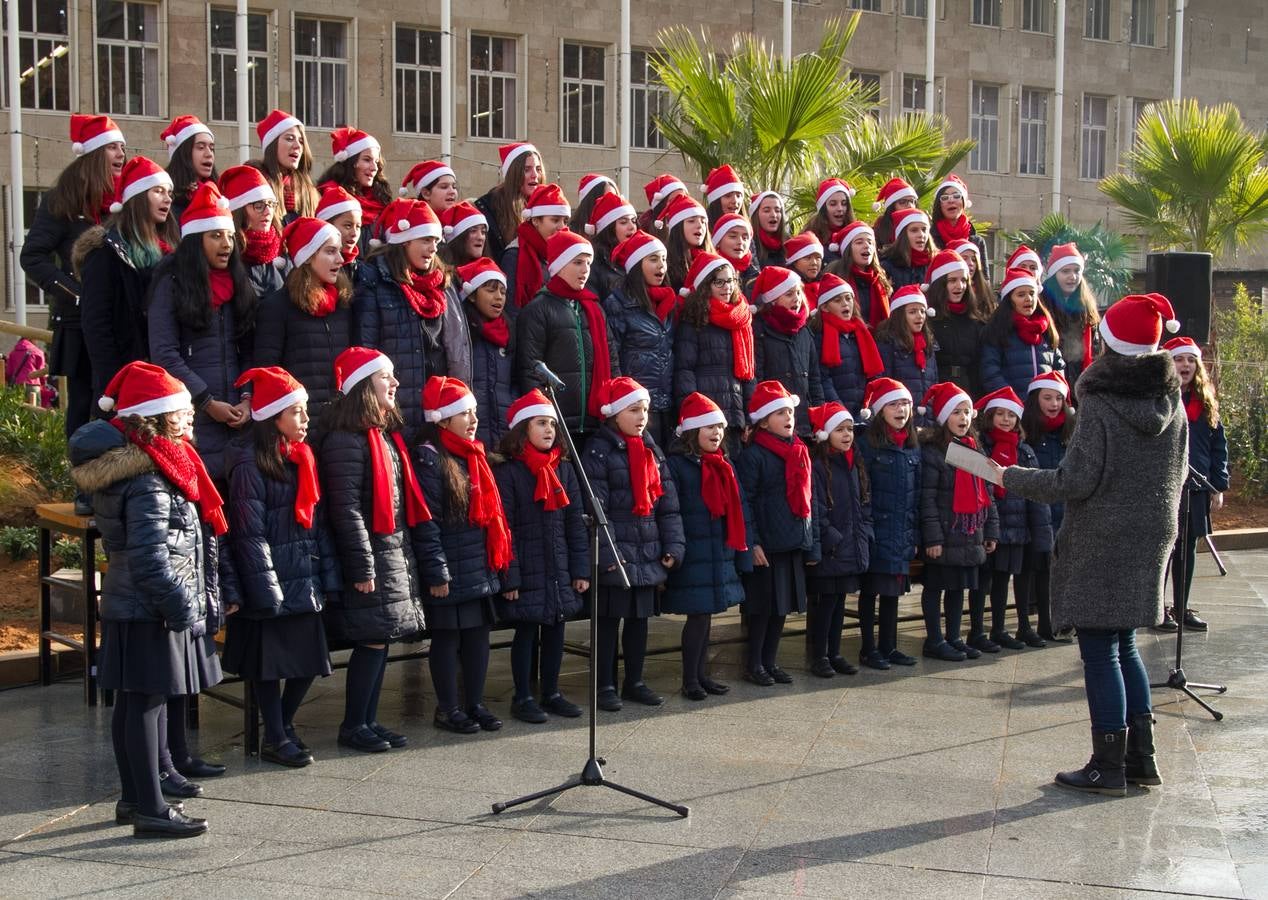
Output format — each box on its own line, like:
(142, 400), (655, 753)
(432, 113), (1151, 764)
(1055, 729), (1128, 796)
(1125, 713), (1162, 786)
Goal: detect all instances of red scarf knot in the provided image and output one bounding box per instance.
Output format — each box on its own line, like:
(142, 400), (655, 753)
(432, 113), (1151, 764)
(935, 215), (971, 246)
(341, 244), (360, 266)
(242, 227), (282, 266)
(700, 450), (747, 551)
(911, 331), (929, 369)
(949, 434), (990, 534)
(514, 222), (549, 307)
(111, 420), (227, 536)
(438, 429), (514, 571)
(850, 265), (890, 328)
(367, 429), (431, 534)
(401, 265), (446, 319)
(757, 229), (783, 251)
(908, 247), (932, 268)
(720, 249), (753, 274)
(477, 315), (510, 348)
(1041, 411), (1066, 432)
(1183, 390), (1204, 424)
(546, 276), (613, 420)
(987, 428), (1020, 499)
(764, 300), (809, 336)
(623, 432), (664, 517)
(310, 283), (339, 317)
(1013, 310), (1050, 346)
(281, 439), (321, 528)
(753, 429), (812, 519)
(648, 284), (681, 323)
(819, 310), (884, 377)
(208, 267), (235, 308)
(519, 445), (570, 511)
(886, 427), (909, 447)
(708, 298), (755, 382)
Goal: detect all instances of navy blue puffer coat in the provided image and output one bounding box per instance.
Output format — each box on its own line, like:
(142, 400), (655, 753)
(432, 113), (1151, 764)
(980, 330), (1065, 398)
(735, 436), (821, 563)
(811, 453), (872, 577)
(877, 334), (939, 427)
(465, 305), (518, 449)
(673, 319), (755, 429)
(918, 440), (1000, 568)
(753, 315), (825, 437)
(415, 443), (503, 605)
(661, 453), (752, 614)
(979, 434), (1053, 551)
(815, 323), (869, 417)
(857, 428), (922, 575)
(1030, 428), (1068, 534)
(603, 287), (675, 413)
(252, 286), (353, 428)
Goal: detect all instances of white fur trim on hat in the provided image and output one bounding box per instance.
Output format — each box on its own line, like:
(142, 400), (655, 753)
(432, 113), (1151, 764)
(225, 183), (276, 211)
(1000, 272), (1039, 300)
(705, 178), (744, 205)
(424, 391), (477, 423)
(758, 271), (801, 306)
(680, 255), (727, 296)
(508, 402), (556, 430)
(983, 395), (1024, 419)
(77, 127), (125, 157)
(1167, 343), (1200, 359)
(442, 213), (486, 241)
(663, 203), (706, 233)
(815, 182), (853, 211)
(579, 175), (615, 202)
(522, 203), (572, 220)
(500, 144), (538, 179)
(1028, 373), (1069, 398)
(335, 134), (380, 163)
(748, 393), (800, 423)
(867, 386), (912, 414)
(317, 198), (360, 222)
(252, 387), (308, 421)
(873, 184), (918, 212)
(460, 268), (506, 300)
(340, 356), (392, 394)
(1045, 250), (1085, 280)
(675, 408), (727, 435)
(1098, 317), (1160, 357)
(181, 214), (235, 238)
(711, 217), (749, 247)
(1010, 247), (1041, 269)
(785, 240), (824, 266)
(923, 256), (968, 289)
(293, 223), (341, 269)
(418, 164), (455, 190)
(623, 238), (667, 275)
(112, 388), (193, 419)
(547, 241), (592, 278)
(816, 280), (851, 306)
(936, 178), (971, 208)
(889, 291), (928, 314)
(814, 408), (853, 442)
(121, 171), (173, 205)
(166, 122), (213, 157)
(895, 210), (931, 232)
(387, 220), (443, 244)
(828, 222), (874, 254)
(586, 202), (635, 236)
(600, 386), (650, 418)
(747, 190), (783, 217)
(260, 114), (301, 150)
(651, 179), (687, 208)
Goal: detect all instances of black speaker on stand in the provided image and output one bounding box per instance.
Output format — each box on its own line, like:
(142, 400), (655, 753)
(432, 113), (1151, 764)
(1146, 252), (1213, 343)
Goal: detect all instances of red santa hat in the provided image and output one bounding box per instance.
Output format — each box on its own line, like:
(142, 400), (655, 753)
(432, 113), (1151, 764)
(234, 366), (309, 421)
(654, 194), (706, 232)
(922, 248), (969, 289)
(422, 375), (477, 423)
(111, 156), (173, 213)
(814, 273), (852, 307)
(498, 142), (539, 180)
(702, 165), (745, 204)
(859, 377), (912, 421)
(401, 160), (455, 198)
(69, 114), (124, 156)
(507, 389), (556, 429)
(711, 213), (750, 248)
(1164, 336), (1201, 359)
(809, 401), (853, 442)
(999, 266), (1040, 301)
(315, 185), (360, 222)
(678, 251), (729, 297)
(935, 174), (972, 209)
(1099, 293), (1180, 356)
(385, 199), (442, 244)
(815, 178), (855, 212)
(1007, 244), (1042, 272)
(944, 237), (979, 261)
(257, 108), (302, 149)
(922, 382), (974, 425)
(873, 177), (918, 213)
(599, 376), (650, 418)
(784, 232), (825, 266)
(180, 182), (234, 238)
(747, 189), (784, 218)
(643, 174), (687, 208)
(282, 217), (341, 268)
(748, 380), (799, 422)
(1045, 242), (1085, 280)
(676, 392), (727, 435)
(585, 192), (636, 235)
(974, 386), (1025, 419)
(218, 164), (275, 211)
(545, 230), (593, 277)
(330, 126), (379, 163)
(457, 258), (506, 300)
(97, 360), (190, 417)
(828, 221), (874, 254)
(521, 183), (571, 220)
(578, 173), (615, 204)
(889, 284), (932, 316)
(612, 231), (668, 275)
(891, 207), (931, 237)
(752, 265), (801, 306)
(1027, 370), (1070, 399)
(440, 201), (487, 242)
(333, 346), (391, 395)
(161, 115), (213, 157)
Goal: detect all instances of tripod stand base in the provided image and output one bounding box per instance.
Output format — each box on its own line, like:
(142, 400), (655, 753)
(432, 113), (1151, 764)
(491, 757), (690, 817)
(1151, 667), (1227, 721)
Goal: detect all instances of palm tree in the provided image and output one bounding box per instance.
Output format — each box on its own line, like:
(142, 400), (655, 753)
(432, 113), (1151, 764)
(651, 15), (973, 211)
(1099, 100), (1268, 262)
(1007, 213), (1133, 305)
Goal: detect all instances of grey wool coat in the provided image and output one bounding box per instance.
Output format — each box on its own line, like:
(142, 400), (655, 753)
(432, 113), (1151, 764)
(1002, 350), (1187, 631)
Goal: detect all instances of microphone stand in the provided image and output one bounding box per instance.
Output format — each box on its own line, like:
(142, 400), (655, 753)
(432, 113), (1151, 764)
(492, 381), (689, 817)
(1149, 465), (1227, 721)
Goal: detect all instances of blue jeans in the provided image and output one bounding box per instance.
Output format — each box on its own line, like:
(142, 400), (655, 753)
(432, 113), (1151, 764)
(1076, 628), (1152, 731)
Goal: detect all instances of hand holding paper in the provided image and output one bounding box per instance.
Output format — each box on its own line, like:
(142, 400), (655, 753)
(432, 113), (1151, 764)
(945, 442), (1005, 486)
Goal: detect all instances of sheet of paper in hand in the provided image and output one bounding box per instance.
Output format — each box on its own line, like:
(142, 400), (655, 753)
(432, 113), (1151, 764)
(946, 442), (1004, 486)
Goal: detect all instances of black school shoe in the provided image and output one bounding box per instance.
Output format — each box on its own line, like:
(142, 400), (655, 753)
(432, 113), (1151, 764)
(369, 721), (409, 747)
(337, 725), (390, 753)
(922, 641), (967, 662)
(810, 657), (836, 678)
(1184, 609), (1208, 632)
(133, 807), (209, 839)
(767, 666), (794, 684)
(434, 709), (480, 734)
(597, 688), (623, 711)
(699, 676), (730, 695)
(468, 705), (504, 732)
(829, 655), (859, 675)
(743, 667), (776, 686)
(969, 633), (1001, 653)
(621, 682), (665, 706)
(948, 639), (982, 660)
(682, 684), (708, 701)
(175, 758), (226, 779)
(115, 800), (184, 825)
(511, 697), (549, 724)
(284, 725), (310, 753)
(158, 772), (202, 798)
(261, 741), (312, 768)
(1015, 628), (1048, 648)
(886, 649), (918, 666)
(991, 631), (1027, 651)
(859, 649), (891, 670)
(1153, 608), (1180, 632)
(541, 693), (583, 717)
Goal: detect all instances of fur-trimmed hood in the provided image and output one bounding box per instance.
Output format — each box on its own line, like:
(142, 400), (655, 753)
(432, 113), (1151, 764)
(68, 420), (155, 493)
(70, 225), (133, 279)
(1076, 350), (1182, 437)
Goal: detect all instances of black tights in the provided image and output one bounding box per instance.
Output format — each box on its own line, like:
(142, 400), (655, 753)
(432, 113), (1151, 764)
(745, 613), (786, 672)
(253, 677), (316, 746)
(920, 585), (964, 645)
(858, 593), (899, 655)
(981, 569), (1036, 635)
(111, 691), (166, 816)
(1034, 566), (1055, 635)
(429, 625), (492, 714)
(341, 644), (388, 732)
(680, 614), (713, 689)
(807, 595), (846, 660)
(596, 616), (648, 690)
(511, 622), (566, 701)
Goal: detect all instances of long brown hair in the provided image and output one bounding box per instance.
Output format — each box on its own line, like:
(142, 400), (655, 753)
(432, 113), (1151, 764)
(983, 292), (1060, 347)
(251, 414), (288, 482)
(487, 152), (543, 245)
(874, 301), (934, 353)
(967, 264), (995, 316)
(47, 148), (117, 221)
(369, 241), (451, 289)
(1187, 353), (1220, 426)
(324, 376), (404, 434)
(880, 225), (937, 268)
(255, 132), (318, 218)
(417, 422), (470, 523)
(119, 412), (175, 444)
(316, 155), (393, 207)
(166, 139), (218, 207)
(804, 204), (855, 248)
(809, 434), (870, 505)
(285, 262), (352, 314)
(925, 273), (990, 323)
(494, 417), (568, 461)
(1021, 389), (1076, 443)
(665, 221), (714, 290)
(115, 190), (178, 267)
(569, 182), (612, 234)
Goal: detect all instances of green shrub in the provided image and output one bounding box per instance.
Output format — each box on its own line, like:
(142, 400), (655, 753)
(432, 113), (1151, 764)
(0, 525), (39, 561)
(0, 385), (72, 498)
(52, 536), (82, 570)
(1214, 284), (1268, 498)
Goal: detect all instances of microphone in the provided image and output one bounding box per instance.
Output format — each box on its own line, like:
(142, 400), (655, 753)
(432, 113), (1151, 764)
(533, 360), (566, 392)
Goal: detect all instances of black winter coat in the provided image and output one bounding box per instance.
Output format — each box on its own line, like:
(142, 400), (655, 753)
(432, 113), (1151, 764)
(1185, 405), (1229, 493)
(246, 257), (288, 302)
(603, 288), (675, 412)
(473, 191), (510, 262)
(1030, 428), (1068, 534)
(20, 196), (90, 324)
(877, 334), (939, 427)
(493, 457), (589, 624)
(978, 434), (1052, 550)
(673, 319), (755, 429)
(226, 445), (341, 619)
(880, 257), (923, 290)
(499, 244), (546, 320)
(930, 311), (985, 397)
(416, 443), (502, 605)
(319, 428), (445, 643)
(735, 436), (821, 562)
(980, 330), (1065, 399)
(661, 453), (752, 614)
(580, 425), (685, 587)
(465, 306), (517, 449)
(815, 324), (869, 417)
(587, 254), (624, 301)
(73, 226), (155, 398)
(252, 286), (353, 429)
(857, 429), (921, 575)
(918, 440), (1001, 567)
(515, 289), (620, 434)
(811, 453), (873, 578)
(753, 315), (825, 437)
(842, 271), (886, 329)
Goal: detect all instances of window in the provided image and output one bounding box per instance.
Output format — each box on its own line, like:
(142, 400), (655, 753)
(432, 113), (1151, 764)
(630, 49), (668, 151)
(970, 83), (1000, 173)
(394, 25), (440, 135)
(847, 0), (882, 10)
(1128, 97), (1152, 152)
(1130, 0), (1155, 46)
(95, 0), (159, 117)
(850, 71), (883, 120)
(208, 8), (269, 124)
(2, 0), (71, 111)
(902, 0), (927, 16)
(1080, 94), (1109, 180)
(972, 0), (1002, 26)
(293, 17), (348, 130)
(561, 42), (605, 147)
(1018, 87), (1048, 176)
(1020, 0), (1050, 32)
(11, 188), (47, 308)
(1085, 0), (1110, 39)
(469, 33), (517, 140)
(901, 74), (928, 116)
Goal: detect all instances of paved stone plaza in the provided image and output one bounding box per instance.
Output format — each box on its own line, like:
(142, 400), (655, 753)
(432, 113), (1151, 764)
(0, 549), (1264, 899)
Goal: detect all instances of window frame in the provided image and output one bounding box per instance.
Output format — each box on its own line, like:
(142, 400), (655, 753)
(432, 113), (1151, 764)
(969, 81), (1002, 174)
(1018, 0), (1051, 33)
(1, 0), (75, 112)
(290, 13), (352, 132)
(467, 31), (520, 143)
(1129, 0), (1156, 46)
(1017, 85), (1049, 177)
(850, 70), (884, 121)
(970, 0), (1003, 28)
(845, 0), (883, 11)
(1080, 93), (1111, 181)
(1084, 0), (1111, 41)
(629, 48), (669, 152)
(392, 22), (442, 137)
(559, 39), (608, 149)
(206, 5), (272, 126)
(93, 0), (164, 120)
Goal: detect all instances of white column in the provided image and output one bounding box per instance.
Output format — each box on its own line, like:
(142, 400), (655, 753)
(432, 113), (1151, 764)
(441, 0), (452, 163)
(925, 0), (935, 115)
(618, 0), (630, 196)
(782, 0), (792, 67)
(1052, 0), (1066, 214)
(1172, 0), (1184, 99)
(6, 0), (25, 324)
(235, 0), (249, 162)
